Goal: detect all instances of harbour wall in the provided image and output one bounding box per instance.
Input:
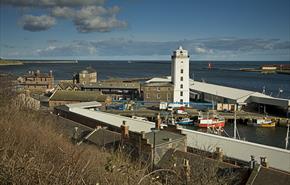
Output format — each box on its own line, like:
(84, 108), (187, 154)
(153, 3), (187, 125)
(181, 128), (290, 172)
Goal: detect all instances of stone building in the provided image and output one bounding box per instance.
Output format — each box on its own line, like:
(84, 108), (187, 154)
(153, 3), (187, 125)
(18, 70), (54, 92)
(73, 67), (97, 85)
(143, 82), (173, 103)
(81, 81), (141, 100)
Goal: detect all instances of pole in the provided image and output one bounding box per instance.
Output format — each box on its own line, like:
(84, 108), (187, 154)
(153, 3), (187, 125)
(152, 130), (156, 170)
(234, 105), (237, 139)
(285, 123), (289, 150)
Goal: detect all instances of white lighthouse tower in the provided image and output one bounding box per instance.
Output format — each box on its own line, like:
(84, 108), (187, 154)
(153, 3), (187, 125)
(171, 46), (190, 106)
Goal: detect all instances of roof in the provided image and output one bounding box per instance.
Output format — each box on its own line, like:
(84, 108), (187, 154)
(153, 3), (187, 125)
(190, 80), (290, 107)
(146, 77), (171, 83)
(158, 149), (250, 184)
(57, 82), (73, 90)
(24, 73), (51, 78)
(69, 107), (156, 133)
(144, 82), (173, 87)
(85, 128), (121, 146)
(49, 90), (108, 102)
(190, 79), (255, 102)
(145, 130), (185, 146)
(79, 67), (96, 74)
(82, 82), (140, 89)
(250, 166), (290, 185)
(66, 101), (102, 109)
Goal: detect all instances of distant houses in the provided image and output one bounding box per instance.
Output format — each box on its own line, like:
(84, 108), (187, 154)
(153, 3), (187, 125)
(17, 70), (54, 93)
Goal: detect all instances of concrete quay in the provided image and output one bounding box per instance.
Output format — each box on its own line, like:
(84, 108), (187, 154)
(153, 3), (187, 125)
(104, 109), (289, 127)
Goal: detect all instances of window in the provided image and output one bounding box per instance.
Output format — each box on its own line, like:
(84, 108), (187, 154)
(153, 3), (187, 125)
(180, 99), (183, 103)
(180, 91), (183, 96)
(157, 93), (160, 99)
(157, 87), (160, 91)
(180, 77), (183, 81)
(181, 69), (183, 73)
(180, 84), (183, 89)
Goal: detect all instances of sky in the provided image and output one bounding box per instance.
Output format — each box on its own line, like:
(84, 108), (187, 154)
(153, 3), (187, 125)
(0, 0), (289, 61)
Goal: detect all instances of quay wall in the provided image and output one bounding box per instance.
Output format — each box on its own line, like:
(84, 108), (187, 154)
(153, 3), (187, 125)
(181, 128), (290, 172)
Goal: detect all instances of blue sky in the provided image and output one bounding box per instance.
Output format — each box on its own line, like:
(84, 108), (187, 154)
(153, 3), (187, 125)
(0, 0), (289, 60)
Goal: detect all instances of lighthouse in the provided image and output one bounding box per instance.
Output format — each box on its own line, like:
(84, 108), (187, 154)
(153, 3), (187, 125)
(171, 46), (190, 106)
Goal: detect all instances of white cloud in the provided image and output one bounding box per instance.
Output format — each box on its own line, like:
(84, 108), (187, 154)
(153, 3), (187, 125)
(19, 15), (56, 31)
(1, 0), (105, 7)
(73, 6), (127, 33)
(51, 6), (75, 18)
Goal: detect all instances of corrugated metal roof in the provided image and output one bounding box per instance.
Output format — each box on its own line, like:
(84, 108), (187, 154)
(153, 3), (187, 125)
(189, 79), (255, 102)
(69, 107), (156, 133)
(66, 101), (102, 108)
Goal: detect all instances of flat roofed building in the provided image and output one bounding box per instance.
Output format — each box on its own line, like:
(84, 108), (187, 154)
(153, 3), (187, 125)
(143, 82), (173, 103)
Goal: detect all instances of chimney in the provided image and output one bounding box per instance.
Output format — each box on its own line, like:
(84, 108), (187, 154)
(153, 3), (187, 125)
(183, 159), (191, 182)
(120, 121), (129, 139)
(155, 113), (161, 129)
(141, 131), (146, 139)
(49, 70), (53, 77)
(72, 127), (79, 144)
(260, 157), (269, 168)
(214, 147), (223, 161)
(249, 155), (256, 169)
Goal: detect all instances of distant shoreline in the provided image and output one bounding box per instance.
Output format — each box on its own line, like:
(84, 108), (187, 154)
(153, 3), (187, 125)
(0, 60), (23, 66)
(0, 59), (78, 65)
(23, 61), (78, 64)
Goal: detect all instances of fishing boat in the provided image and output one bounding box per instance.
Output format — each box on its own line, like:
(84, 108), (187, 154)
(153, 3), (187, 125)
(176, 118), (193, 125)
(248, 117), (276, 128)
(196, 112), (225, 128)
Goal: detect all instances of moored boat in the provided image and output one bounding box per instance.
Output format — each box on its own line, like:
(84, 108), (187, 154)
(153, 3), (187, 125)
(248, 117), (276, 128)
(176, 118), (193, 125)
(197, 117), (225, 128)
(196, 112), (225, 128)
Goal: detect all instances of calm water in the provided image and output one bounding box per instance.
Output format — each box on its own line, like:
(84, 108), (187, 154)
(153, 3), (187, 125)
(1, 60), (290, 149)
